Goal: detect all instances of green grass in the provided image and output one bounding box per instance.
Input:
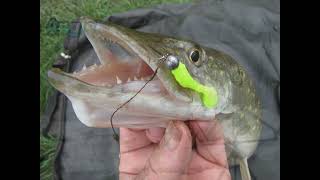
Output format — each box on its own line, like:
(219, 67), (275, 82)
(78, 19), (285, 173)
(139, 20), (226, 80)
(40, 134), (58, 180)
(40, 0), (192, 179)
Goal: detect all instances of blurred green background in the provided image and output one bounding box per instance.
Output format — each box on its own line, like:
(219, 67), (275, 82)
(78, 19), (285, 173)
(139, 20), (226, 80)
(40, 0), (192, 179)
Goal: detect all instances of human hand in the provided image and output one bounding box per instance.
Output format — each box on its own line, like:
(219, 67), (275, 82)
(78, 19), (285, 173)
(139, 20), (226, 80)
(119, 120), (231, 180)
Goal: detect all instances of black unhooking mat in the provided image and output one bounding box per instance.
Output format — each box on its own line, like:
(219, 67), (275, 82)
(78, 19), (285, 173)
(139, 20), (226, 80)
(40, 0), (280, 180)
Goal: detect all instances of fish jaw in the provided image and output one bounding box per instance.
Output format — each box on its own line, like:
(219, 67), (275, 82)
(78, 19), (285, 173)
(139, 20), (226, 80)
(47, 68), (217, 128)
(80, 17), (193, 103)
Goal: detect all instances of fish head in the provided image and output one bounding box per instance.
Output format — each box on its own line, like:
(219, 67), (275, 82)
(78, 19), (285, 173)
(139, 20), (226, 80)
(47, 17), (232, 128)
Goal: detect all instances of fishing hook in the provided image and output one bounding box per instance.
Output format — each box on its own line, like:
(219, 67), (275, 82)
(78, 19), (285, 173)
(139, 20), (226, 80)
(110, 53), (172, 142)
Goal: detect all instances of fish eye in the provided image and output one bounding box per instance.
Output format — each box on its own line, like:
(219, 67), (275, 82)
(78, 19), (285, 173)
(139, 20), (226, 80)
(189, 49), (203, 67)
(190, 50), (200, 63)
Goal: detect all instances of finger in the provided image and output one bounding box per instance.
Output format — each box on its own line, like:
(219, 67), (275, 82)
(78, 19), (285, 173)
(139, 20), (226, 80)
(189, 120), (228, 167)
(120, 128), (151, 153)
(136, 121), (192, 180)
(119, 128), (156, 176)
(146, 127), (165, 143)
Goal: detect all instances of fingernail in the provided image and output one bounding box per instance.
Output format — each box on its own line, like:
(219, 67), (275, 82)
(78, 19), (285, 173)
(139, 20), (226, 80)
(147, 128), (165, 143)
(163, 121), (182, 150)
(147, 128), (165, 138)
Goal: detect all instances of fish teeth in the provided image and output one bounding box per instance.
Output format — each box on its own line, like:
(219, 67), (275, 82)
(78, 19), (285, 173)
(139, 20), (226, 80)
(107, 38), (115, 44)
(127, 77), (131, 82)
(88, 65), (95, 70)
(82, 64), (86, 70)
(116, 76), (122, 84)
(133, 76), (138, 81)
(88, 64), (98, 70)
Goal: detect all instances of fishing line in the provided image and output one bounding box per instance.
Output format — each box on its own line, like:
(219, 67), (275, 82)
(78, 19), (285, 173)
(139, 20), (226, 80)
(110, 54), (169, 142)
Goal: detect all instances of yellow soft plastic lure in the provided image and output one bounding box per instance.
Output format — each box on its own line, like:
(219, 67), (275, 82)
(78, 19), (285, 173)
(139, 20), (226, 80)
(171, 62), (218, 108)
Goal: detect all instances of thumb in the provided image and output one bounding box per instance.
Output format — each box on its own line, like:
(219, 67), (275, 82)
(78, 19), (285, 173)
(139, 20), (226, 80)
(136, 121), (192, 180)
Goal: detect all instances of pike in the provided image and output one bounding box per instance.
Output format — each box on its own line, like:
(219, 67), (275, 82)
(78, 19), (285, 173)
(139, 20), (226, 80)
(48, 17), (262, 180)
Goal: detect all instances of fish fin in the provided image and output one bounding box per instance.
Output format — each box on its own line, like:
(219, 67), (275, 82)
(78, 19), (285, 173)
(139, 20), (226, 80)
(238, 158), (251, 180)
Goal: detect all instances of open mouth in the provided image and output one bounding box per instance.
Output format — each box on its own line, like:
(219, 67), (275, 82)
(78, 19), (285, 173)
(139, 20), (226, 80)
(49, 17), (170, 96)
(48, 16), (196, 111)
(68, 46), (167, 95)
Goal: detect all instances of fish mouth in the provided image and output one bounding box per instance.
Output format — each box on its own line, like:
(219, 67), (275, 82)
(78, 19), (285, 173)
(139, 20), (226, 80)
(47, 17), (207, 128)
(48, 17), (190, 98)
(49, 17), (191, 102)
